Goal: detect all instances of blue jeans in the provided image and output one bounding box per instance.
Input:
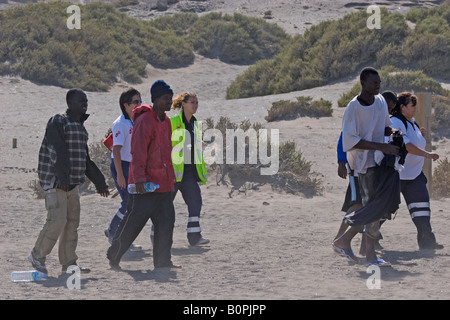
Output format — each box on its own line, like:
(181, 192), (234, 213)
(107, 159), (130, 239)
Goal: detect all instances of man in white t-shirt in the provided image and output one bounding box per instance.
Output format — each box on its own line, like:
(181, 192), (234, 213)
(332, 67), (400, 266)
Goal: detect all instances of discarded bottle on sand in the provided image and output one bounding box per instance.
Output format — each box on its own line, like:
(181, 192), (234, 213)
(127, 182), (159, 194)
(11, 270), (47, 282)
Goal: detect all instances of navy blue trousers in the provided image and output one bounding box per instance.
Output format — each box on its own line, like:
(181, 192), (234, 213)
(106, 159), (130, 240)
(173, 166), (203, 245)
(401, 172), (437, 249)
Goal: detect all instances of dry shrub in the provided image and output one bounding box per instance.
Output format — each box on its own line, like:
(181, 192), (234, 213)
(432, 157), (450, 199)
(265, 96), (332, 122)
(204, 117), (322, 197)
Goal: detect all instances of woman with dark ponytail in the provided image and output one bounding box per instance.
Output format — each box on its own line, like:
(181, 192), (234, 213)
(390, 92), (443, 250)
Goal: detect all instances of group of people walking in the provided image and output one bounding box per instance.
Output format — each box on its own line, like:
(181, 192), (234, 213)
(26, 67), (443, 275)
(28, 80), (209, 274)
(333, 67), (443, 267)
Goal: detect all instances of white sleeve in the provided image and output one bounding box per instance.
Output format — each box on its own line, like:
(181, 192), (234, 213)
(342, 103), (361, 152)
(390, 117), (409, 144)
(112, 120), (126, 147)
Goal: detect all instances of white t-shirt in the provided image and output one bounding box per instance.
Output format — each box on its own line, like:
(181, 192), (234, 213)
(342, 94), (391, 174)
(111, 114), (133, 162)
(390, 116), (425, 180)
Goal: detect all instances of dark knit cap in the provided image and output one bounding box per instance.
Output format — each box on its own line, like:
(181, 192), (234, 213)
(150, 80), (173, 102)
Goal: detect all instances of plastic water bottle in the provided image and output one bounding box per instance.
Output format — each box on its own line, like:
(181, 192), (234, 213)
(127, 182), (159, 194)
(11, 270), (47, 282)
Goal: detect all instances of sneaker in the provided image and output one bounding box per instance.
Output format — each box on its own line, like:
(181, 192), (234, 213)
(109, 260), (122, 271)
(192, 236), (210, 246)
(28, 252), (48, 274)
(154, 262), (182, 269)
(128, 243), (142, 252)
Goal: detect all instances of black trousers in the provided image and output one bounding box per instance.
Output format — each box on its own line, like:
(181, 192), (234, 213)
(401, 172), (437, 249)
(174, 166), (203, 245)
(107, 192), (175, 268)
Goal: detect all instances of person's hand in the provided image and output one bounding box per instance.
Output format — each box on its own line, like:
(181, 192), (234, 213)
(381, 144), (400, 157)
(99, 188), (110, 197)
(385, 127), (394, 136)
(338, 162), (347, 179)
(420, 127), (427, 137)
(135, 182), (146, 194)
(428, 152), (439, 161)
(58, 184), (69, 192)
(117, 174), (126, 189)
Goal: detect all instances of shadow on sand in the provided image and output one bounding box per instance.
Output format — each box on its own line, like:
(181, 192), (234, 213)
(357, 249), (449, 282)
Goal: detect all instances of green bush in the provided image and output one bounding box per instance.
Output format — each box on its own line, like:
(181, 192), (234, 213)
(149, 12), (199, 36)
(383, 5), (450, 77)
(265, 96), (332, 122)
(337, 66), (449, 108)
(0, 3), (288, 91)
(0, 2), (194, 91)
(431, 95), (450, 138)
(227, 8), (409, 99)
(227, 3), (450, 99)
(187, 12), (289, 64)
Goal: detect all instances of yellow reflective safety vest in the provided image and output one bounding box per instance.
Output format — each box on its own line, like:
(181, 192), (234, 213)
(170, 111), (207, 184)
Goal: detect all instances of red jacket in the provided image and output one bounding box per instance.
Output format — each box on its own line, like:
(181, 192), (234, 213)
(128, 105), (175, 192)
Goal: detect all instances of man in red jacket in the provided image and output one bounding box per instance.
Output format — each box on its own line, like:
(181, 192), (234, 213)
(107, 80), (180, 270)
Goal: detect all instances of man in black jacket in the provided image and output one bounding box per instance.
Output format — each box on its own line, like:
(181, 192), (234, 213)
(29, 89), (109, 274)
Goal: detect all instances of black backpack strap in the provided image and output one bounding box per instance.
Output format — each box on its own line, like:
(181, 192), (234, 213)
(391, 114), (418, 131)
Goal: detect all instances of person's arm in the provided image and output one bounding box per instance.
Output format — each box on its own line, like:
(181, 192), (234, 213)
(85, 145), (109, 197)
(337, 132), (347, 179)
(353, 139), (400, 156)
(342, 118), (399, 156)
(111, 119), (128, 189)
(112, 145), (126, 188)
(405, 143), (439, 161)
(130, 114), (152, 194)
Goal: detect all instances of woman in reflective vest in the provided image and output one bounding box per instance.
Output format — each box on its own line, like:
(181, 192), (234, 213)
(170, 92), (209, 246)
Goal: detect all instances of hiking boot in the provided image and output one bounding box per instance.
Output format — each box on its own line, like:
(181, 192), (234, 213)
(28, 252), (48, 274)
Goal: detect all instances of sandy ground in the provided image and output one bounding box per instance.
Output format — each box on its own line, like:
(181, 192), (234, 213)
(1, 0), (449, 303)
